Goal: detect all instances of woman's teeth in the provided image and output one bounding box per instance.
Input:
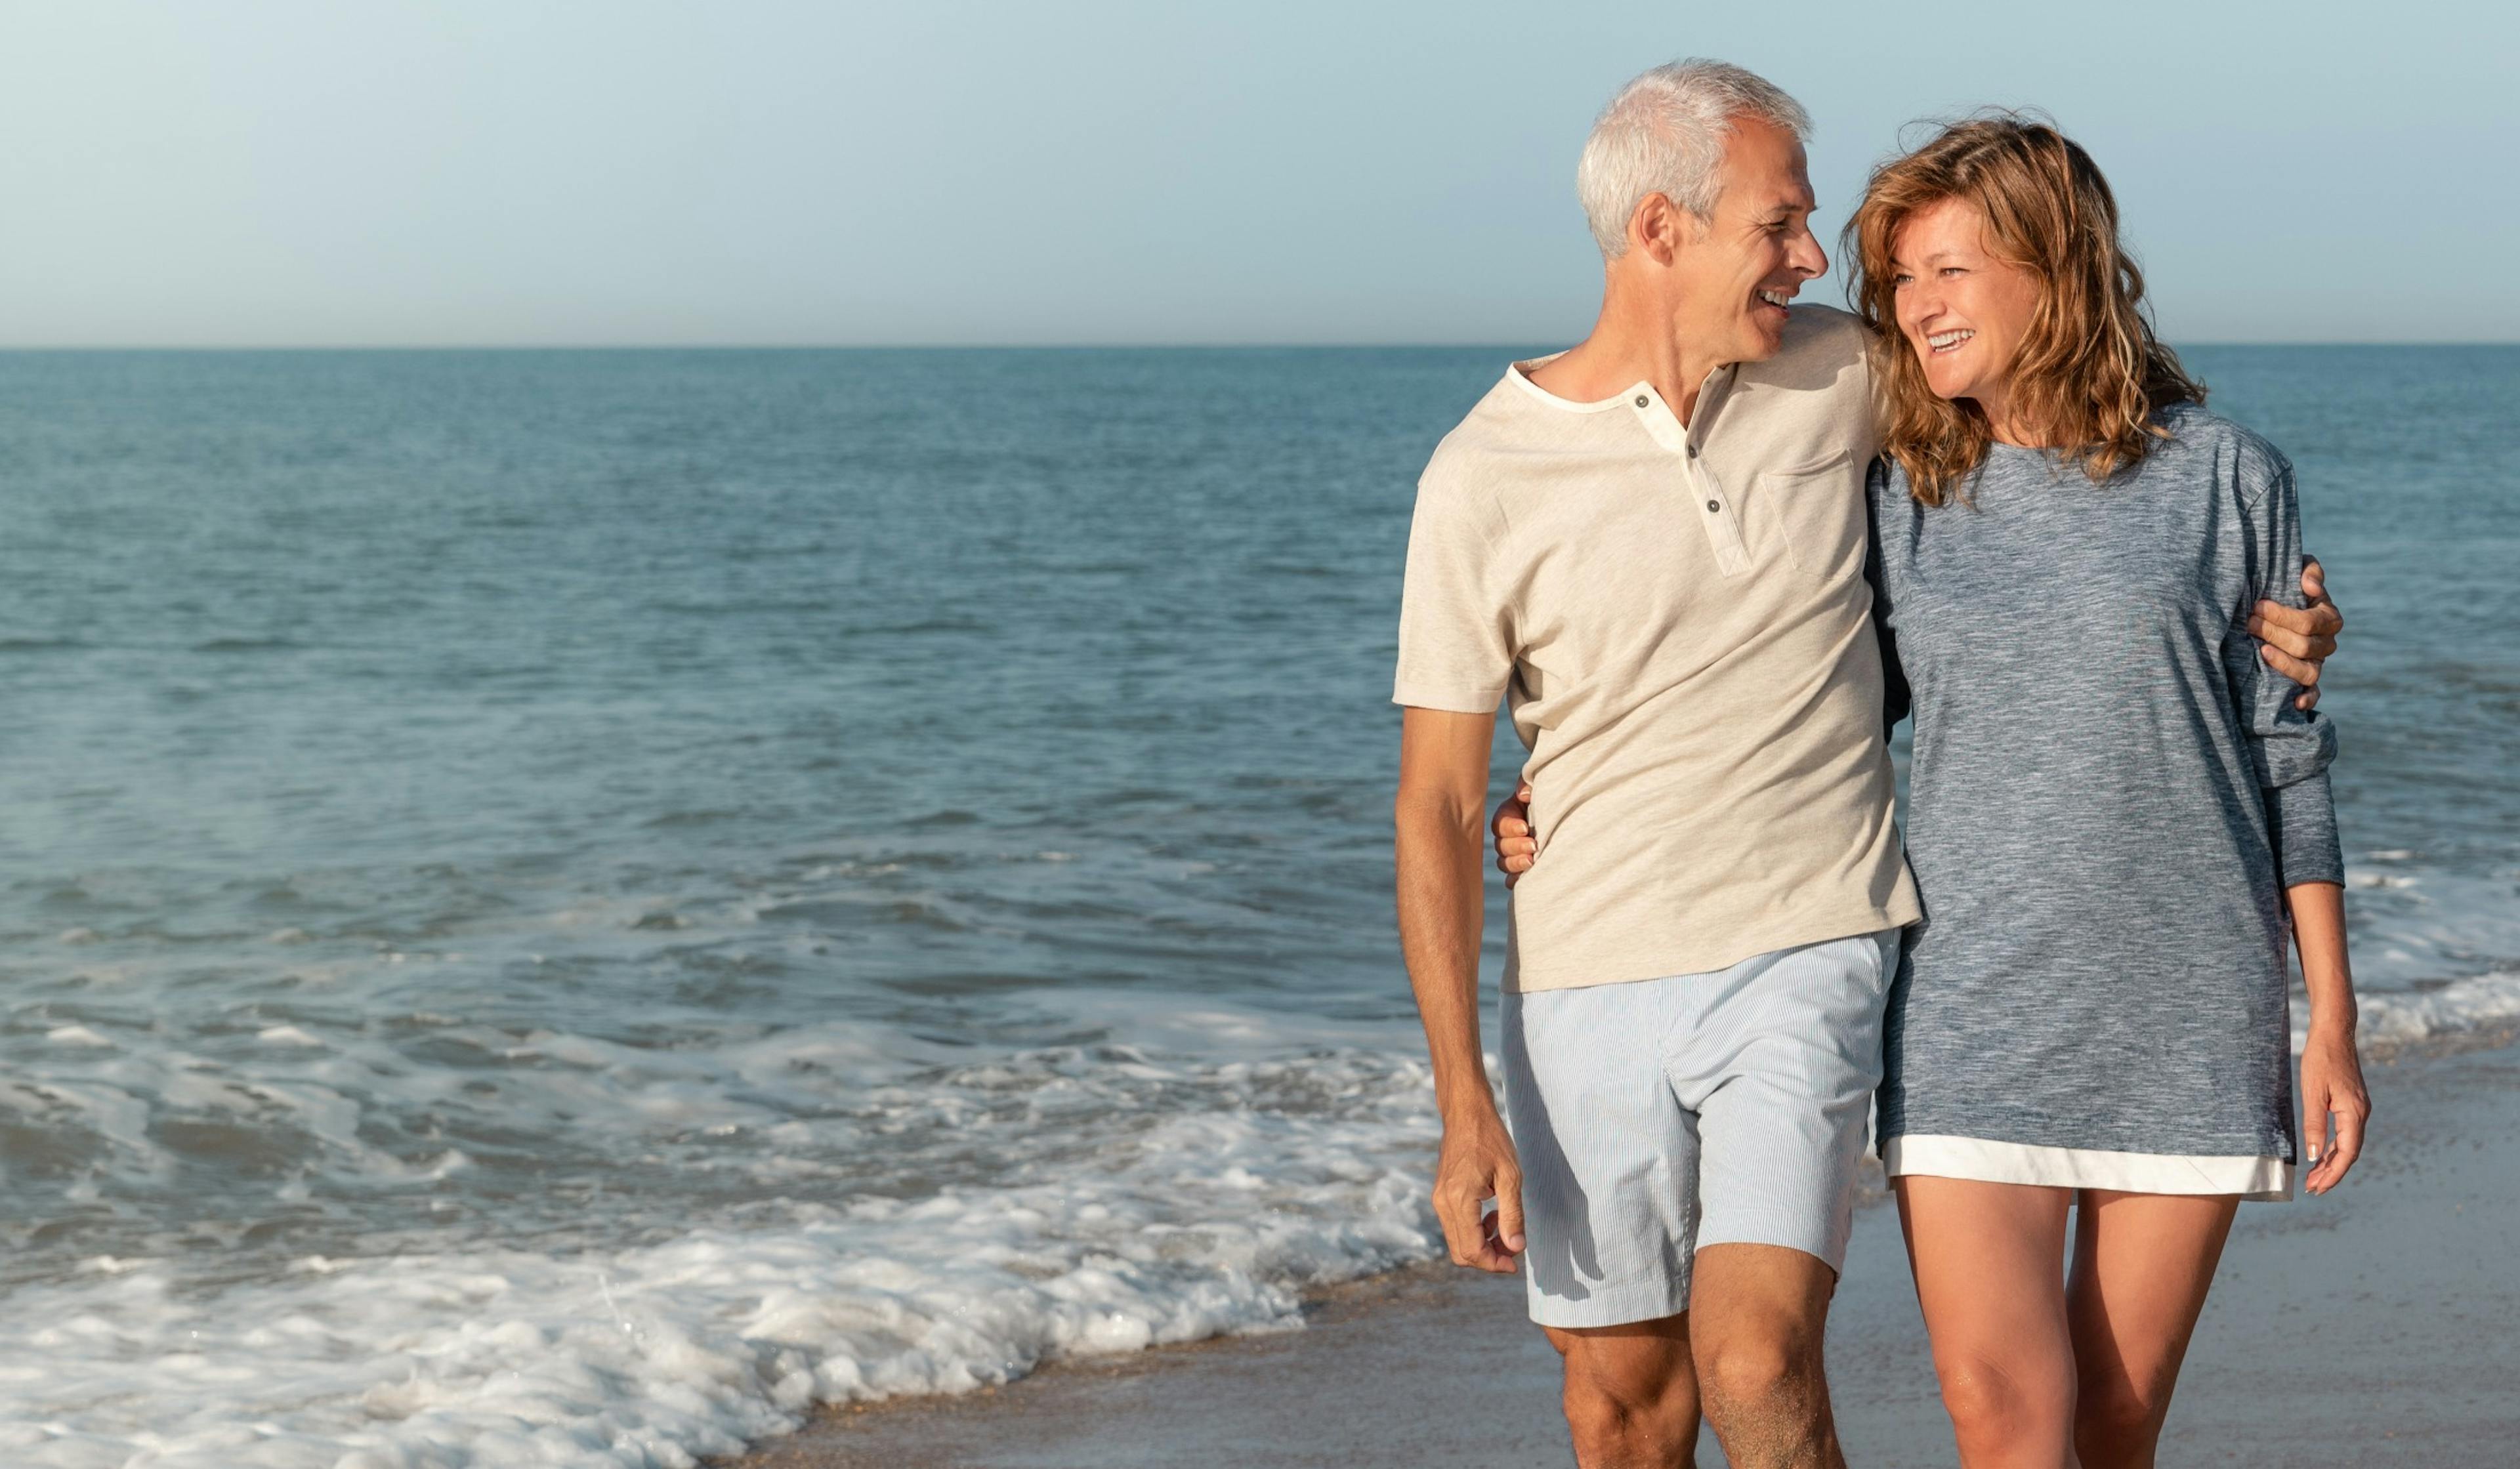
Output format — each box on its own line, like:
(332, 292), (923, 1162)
(1927, 329), (1974, 353)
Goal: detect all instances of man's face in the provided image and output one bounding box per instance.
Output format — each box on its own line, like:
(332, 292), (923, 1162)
(1669, 117), (1826, 365)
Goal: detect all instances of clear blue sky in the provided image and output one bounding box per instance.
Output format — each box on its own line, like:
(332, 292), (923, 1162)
(0, 0), (2509, 346)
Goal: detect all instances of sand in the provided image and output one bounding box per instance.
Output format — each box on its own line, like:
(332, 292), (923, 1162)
(726, 1035), (2520, 1468)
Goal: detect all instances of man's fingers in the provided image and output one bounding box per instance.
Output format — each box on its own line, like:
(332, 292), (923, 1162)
(1492, 1167), (1526, 1255)
(2259, 643), (2319, 686)
(1433, 1185), (1484, 1265)
(2249, 603), (2317, 655)
(2294, 685), (2321, 713)
(2301, 553), (2326, 601)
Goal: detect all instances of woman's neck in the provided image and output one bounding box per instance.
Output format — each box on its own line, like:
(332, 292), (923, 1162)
(1971, 383), (2052, 448)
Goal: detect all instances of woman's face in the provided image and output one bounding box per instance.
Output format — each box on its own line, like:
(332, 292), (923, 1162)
(1889, 196), (2044, 430)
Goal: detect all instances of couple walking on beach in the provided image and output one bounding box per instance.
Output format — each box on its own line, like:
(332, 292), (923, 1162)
(1391, 61), (2367, 1467)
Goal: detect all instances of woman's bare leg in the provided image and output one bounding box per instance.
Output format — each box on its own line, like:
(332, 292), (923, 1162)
(1895, 1176), (2080, 1468)
(2065, 1190), (2238, 1468)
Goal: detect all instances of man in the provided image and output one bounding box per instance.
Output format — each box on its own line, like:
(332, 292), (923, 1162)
(1391, 60), (2341, 1468)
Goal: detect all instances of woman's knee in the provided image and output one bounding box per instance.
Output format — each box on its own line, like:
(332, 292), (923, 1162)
(1935, 1348), (2075, 1446)
(2073, 1375), (2172, 1462)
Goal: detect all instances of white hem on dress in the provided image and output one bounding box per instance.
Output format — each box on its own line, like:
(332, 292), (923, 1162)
(1883, 1134), (2292, 1202)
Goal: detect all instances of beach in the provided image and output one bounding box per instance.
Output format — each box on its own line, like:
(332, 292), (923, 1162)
(734, 1032), (2520, 1468)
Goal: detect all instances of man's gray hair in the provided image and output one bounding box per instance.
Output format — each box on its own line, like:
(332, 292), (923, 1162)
(1577, 60), (1811, 257)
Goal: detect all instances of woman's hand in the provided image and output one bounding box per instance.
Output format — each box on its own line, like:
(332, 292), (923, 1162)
(2298, 1025), (2371, 1195)
(1491, 781), (1537, 886)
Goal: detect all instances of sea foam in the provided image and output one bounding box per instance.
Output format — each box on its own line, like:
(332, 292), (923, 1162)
(0, 1023), (1442, 1468)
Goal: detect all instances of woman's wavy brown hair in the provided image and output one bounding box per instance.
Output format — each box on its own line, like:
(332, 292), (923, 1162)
(1846, 114), (2205, 506)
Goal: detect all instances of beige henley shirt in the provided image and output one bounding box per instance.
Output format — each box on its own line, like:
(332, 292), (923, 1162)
(1394, 304), (1920, 993)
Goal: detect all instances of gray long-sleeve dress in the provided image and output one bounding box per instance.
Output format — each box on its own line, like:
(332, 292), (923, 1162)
(1868, 403), (2341, 1191)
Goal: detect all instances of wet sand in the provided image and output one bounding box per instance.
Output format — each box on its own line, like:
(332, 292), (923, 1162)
(727, 1035), (2520, 1468)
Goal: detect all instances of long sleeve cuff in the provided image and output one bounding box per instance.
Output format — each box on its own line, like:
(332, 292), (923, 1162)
(2265, 768), (2343, 888)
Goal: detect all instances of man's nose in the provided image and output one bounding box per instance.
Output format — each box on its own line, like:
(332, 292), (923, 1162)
(1791, 226), (1827, 279)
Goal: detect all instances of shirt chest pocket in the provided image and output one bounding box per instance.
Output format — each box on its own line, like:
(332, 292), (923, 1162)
(1748, 449), (1866, 581)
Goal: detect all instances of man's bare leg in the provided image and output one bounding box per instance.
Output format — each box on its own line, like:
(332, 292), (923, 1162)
(1687, 1243), (1845, 1469)
(1544, 1314), (1700, 1469)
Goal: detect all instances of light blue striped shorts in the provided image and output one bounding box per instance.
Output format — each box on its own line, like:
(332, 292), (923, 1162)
(1500, 928), (1900, 1328)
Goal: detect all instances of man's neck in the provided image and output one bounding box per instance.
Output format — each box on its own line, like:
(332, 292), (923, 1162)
(1528, 286), (1726, 424)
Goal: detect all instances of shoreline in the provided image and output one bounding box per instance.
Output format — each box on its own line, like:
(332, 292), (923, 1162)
(724, 1035), (2520, 1468)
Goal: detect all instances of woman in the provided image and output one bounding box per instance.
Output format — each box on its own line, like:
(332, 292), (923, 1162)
(1848, 117), (2370, 1467)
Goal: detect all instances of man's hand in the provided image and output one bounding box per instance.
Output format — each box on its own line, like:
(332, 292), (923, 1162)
(1492, 781), (1537, 886)
(2250, 554), (2343, 711)
(1433, 1102), (1526, 1273)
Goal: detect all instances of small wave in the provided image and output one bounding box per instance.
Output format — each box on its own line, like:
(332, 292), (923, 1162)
(190, 636), (304, 653)
(2319, 968), (2520, 1052)
(639, 809), (746, 829)
(836, 617), (992, 636)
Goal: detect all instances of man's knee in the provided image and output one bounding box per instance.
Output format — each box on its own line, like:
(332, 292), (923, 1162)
(1692, 1314), (1818, 1414)
(1686, 1245), (1831, 1415)
(1547, 1320), (1697, 1461)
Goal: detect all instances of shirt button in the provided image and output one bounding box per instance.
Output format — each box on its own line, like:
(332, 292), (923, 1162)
(1687, 444), (1699, 459)
(1634, 394), (1649, 407)
(1706, 499), (1721, 513)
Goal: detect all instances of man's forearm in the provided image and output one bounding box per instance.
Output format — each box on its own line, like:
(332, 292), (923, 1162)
(1395, 794), (1495, 1116)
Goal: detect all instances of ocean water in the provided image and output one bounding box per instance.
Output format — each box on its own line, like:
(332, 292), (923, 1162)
(0, 344), (2511, 1467)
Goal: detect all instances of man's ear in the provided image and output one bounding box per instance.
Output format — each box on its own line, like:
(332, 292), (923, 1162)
(1629, 193), (1691, 266)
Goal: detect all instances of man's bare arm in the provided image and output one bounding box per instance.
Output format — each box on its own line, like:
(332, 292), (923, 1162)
(1395, 707), (1524, 1273)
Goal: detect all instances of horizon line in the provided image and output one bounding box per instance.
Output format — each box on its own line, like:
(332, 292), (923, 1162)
(1, 339), (2513, 353)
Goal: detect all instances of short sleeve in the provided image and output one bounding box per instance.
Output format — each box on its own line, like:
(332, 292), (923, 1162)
(1392, 466), (1513, 714)
(1852, 326), (1892, 463)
